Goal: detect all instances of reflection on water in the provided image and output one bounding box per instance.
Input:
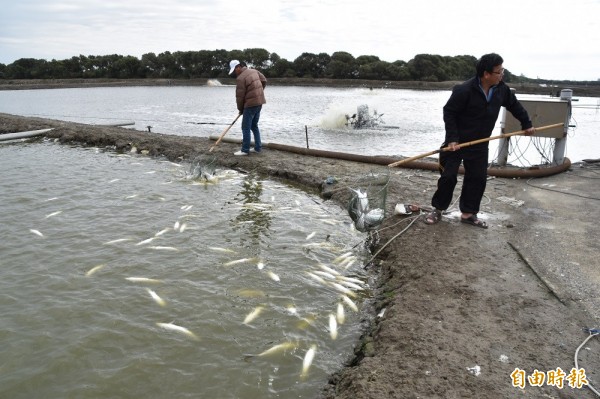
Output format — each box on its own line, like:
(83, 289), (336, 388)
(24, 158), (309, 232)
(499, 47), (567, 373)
(0, 141), (372, 399)
(232, 175), (272, 248)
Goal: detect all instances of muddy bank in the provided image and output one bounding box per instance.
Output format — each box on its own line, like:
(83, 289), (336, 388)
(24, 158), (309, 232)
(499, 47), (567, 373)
(2, 114), (600, 398)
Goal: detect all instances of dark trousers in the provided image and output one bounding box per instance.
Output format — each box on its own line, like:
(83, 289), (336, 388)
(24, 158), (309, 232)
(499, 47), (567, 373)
(431, 147), (488, 214)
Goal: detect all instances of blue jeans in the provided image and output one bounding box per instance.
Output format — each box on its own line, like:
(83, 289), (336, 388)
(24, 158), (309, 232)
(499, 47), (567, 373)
(241, 105), (262, 153)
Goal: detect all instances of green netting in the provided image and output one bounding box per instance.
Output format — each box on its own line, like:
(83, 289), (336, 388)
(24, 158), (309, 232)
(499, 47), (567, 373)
(347, 169), (390, 232)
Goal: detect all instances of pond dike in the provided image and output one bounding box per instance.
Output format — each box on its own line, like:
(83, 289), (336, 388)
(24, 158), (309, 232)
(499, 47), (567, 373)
(2, 112), (600, 398)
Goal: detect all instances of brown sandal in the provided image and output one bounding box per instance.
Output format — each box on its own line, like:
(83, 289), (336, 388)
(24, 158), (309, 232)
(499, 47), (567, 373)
(423, 209), (441, 225)
(460, 215), (488, 229)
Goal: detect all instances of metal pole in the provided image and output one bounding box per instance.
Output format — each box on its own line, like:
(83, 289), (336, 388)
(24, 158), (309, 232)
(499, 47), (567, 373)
(305, 125), (310, 149)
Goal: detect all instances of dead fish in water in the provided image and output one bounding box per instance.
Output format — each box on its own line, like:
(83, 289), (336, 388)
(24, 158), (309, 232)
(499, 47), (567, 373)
(336, 279), (364, 291)
(236, 289), (266, 298)
(180, 204), (193, 211)
(178, 223), (188, 233)
(286, 304), (298, 315)
(317, 263), (340, 276)
(329, 314), (338, 340)
(337, 302), (345, 324)
(341, 295), (359, 312)
(85, 264), (105, 277)
(155, 228), (171, 237)
(243, 306), (264, 325)
(30, 229), (44, 237)
(306, 231), (316, 240)
(136, 237), (157, 246)
(147, 288), (166, 307)
(45, 211), (62, 219)
(208, 246), (236, 254)
(301, 345), (317, 378)
(306, 272), (327, 285)
(224, 257), (255, 266)
(257, 261), (265, 270)
(296, 315), (317, 330)
(312, 270), (336, 280)
(330, 282), (357, 297)
(266, 271), (280, 282)
(245, 341), (298, 359)
(173, 221), (180, 231)
(125, 277), (163, 284)
(156, 322), (199, 340)
(332, 252), (353, 264)
(149, 246), (179, 251)
(104, 238), (132, 245)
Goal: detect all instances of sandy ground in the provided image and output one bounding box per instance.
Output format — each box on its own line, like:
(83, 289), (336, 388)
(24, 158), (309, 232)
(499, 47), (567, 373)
(2, 113), (600, 398)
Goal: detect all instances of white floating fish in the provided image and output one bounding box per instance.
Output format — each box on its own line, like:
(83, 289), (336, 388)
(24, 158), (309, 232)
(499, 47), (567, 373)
(236, 289), (266, 298)
(109, 178), (121, 183)
(180, 204), (193, 211)
(330, 282), (357, 297)
(125, 277), (163, 284)
(313, 270), (336, 280)
(173, 221), (180, 231)
(224, 258), (254, 267)
(255, 341), (297, 357)
(103, 238), (132, 245)
(329, 314), (338, 340)
(45, 210), (62, 219)
(149, 246), (179, 251)
(306, 272), (327, 285)
(317, 263), (340, 276)
(179, 223), (187, 233)
(306, 231), (316, 240)
(286, 304), (298, 315)
(156, 322), (199, 340)
(243, 306), (264, 325)
(333, 252), (353, 264)
(337, 302), (345, 325)
(337, 279), (364, 291)
(136, 237), (156, 246)
(301, 345), (317, 378)
(147, 288), (166, 307)
(209, 247), (236, 254)
(341, 295), (359, 312)
(85, 264), (105, 277)
(155, 228), (171, 237)
(257, 261), (265, 270)
(266, 271), (280, 282)
(30, 229), (44, 237)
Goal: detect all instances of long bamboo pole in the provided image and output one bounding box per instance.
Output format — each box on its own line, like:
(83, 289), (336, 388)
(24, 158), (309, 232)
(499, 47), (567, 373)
(388, 123), (565, 168)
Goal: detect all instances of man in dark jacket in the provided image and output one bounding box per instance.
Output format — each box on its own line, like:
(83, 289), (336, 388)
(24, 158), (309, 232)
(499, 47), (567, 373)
(424, 53), (535, 228)
(229, 60), (267, 156)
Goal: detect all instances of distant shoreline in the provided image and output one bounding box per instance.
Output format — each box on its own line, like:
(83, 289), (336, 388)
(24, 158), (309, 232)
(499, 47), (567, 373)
(1, 77), (598, 97)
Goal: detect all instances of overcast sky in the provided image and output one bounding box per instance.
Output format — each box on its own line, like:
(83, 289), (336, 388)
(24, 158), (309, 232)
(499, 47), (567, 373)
(1, 0), (598, 81)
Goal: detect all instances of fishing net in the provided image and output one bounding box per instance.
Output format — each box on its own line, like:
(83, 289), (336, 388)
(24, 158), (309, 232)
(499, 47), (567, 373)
(189, 154), (217, 181)
(347, 169), (389, 232)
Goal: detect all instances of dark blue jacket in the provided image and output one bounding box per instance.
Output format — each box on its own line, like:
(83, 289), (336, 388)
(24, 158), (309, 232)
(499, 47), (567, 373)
(443, 77), (532, 148)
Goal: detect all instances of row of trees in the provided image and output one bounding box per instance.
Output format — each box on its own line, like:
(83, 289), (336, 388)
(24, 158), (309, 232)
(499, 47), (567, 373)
(0, 48), (553, 83)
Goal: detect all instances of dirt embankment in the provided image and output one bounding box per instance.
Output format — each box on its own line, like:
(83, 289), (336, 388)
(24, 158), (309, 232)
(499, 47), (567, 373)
(2, 113), (599, 398)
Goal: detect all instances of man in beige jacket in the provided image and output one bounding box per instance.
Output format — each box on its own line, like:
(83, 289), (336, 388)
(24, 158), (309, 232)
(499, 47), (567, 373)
(229, 60), (267, 156)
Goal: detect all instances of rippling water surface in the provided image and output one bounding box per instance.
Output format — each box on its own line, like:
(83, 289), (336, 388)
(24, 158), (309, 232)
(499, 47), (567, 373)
(0, 141), (372, 399)
(0, 85), (598, 162)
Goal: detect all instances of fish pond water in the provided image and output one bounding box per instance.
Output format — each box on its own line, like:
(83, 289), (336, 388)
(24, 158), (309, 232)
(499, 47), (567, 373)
(0, 85), (598, 163)
(0, 140), (373, 399)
